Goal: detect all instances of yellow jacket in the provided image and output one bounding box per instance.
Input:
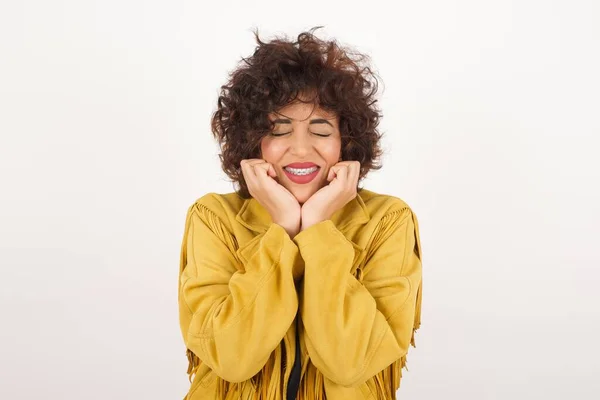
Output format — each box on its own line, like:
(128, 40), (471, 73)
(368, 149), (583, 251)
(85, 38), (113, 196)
(178, 188), (423, 400)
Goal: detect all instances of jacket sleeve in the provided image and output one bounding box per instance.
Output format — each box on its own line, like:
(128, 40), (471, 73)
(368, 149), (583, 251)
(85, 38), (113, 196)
(292, 205), (422, 387)
(178, 197), (301, 383)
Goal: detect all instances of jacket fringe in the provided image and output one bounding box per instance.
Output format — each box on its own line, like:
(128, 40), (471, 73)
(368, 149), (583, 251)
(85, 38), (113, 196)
(298, 361), (326, 400)
(186, 348), (198, 383)
(185, 345), (284, 400)
(184, 292), (422, 400)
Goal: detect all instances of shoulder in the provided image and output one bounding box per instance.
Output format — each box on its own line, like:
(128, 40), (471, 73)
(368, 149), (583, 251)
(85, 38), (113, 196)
(185, 191), (246, 230)
(358, 188), (422, 258)
(358, 187), (417, 220)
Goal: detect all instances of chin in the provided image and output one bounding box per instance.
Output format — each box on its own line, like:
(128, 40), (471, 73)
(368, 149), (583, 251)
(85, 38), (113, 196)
(283, 178), (325, 204)
(292, 193), (310, 205)
(288, 187), (315, 205)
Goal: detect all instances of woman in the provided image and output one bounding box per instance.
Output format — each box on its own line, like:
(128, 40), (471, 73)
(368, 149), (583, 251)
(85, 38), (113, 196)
(178, 26), (423, 400)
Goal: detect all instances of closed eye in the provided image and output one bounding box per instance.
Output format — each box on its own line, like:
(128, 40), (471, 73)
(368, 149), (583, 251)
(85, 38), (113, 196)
(271, 132), (331, 137)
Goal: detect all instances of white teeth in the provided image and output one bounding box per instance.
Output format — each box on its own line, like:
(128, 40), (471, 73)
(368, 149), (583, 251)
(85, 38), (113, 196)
(285, 166), (318, 175)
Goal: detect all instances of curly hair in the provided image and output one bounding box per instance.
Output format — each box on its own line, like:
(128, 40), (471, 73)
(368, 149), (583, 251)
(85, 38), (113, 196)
(210, 26), (385, 199)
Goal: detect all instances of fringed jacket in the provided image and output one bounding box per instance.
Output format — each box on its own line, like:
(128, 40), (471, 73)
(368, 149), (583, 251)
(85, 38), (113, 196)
(178, 188), (423, 400)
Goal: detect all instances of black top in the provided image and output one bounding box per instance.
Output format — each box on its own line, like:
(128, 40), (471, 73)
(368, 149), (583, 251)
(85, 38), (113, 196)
(285, 316), (302, 400)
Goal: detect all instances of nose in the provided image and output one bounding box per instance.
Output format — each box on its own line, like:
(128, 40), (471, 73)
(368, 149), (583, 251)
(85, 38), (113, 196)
(289, 130), (313, 156)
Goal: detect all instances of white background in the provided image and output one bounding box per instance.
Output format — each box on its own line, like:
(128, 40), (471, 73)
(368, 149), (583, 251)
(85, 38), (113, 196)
(1, 0), (599, 399)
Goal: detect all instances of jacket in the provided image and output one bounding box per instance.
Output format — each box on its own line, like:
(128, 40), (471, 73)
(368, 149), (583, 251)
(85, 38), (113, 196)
(178, 187), (423, 399)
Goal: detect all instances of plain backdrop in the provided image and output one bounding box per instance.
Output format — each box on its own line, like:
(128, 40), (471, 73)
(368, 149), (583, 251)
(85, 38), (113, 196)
(1, 0), (599, 399)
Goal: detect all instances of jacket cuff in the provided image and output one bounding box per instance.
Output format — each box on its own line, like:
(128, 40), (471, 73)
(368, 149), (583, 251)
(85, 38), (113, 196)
(292, 219), (353, 257)
(237, 222), (304, 280)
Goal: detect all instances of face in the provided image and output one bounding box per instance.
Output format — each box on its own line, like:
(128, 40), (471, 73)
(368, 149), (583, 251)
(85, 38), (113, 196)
(259, 100), (342, 205)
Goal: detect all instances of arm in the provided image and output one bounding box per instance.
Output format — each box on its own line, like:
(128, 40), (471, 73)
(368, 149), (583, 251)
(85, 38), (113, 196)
(178, 197), (301, 382)
(293, 206), (422, 387)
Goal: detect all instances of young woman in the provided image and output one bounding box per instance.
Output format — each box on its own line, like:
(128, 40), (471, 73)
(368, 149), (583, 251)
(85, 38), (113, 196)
(178, 26), (423, 400)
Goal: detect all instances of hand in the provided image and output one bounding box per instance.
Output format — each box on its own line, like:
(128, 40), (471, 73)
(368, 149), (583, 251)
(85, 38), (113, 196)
(300, 161), (361, 232)
(241, 159), (301, 237)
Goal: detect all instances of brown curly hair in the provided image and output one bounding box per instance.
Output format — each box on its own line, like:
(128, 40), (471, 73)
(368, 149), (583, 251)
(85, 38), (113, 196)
(210, 26), (385, 199)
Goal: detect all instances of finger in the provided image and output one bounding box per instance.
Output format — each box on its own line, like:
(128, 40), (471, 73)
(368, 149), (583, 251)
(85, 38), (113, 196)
(339, 163), (350, 183)
(327, 166), (336, 181)
(253, 162), (270, 176)
(248, 159), (274, 174)
(243, 159), (271, 177)
(328, 165), (345, 182)
(349, 161), (360, 184)
(241, 159), (260, 194)
(348, 162), (360, 192)
(253, 162), (278, 186)
(264, 163), (277, 178)
(253, 161), (277, 177)
(241, 159), (257, 179)
(246, 158), (267, 165)
(328, 160), (351, 181)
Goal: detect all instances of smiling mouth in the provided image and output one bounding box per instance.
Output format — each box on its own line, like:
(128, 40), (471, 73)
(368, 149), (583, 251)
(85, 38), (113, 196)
(282, 165), (321, 184)
(283, 165), (321, 175)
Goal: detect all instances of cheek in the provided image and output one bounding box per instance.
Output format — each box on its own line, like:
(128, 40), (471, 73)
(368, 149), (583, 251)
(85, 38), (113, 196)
(319, 141), (342, 164)
(260, 139), (286, 161)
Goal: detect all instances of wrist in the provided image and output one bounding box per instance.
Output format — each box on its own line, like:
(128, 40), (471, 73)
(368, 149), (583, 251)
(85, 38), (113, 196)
(274, 219), (300, 238)
(300, 217), (324, 232)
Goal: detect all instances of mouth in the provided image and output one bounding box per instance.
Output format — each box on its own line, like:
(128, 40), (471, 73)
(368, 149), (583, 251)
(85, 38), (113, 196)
(283, 162), (320, 169)
(282, 164), (321, 184)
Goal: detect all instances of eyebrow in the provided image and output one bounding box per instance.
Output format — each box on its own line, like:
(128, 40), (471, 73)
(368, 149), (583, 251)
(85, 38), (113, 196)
(272, 118), (333, 127)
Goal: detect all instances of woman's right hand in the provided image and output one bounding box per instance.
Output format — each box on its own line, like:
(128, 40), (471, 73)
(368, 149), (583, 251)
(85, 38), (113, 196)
(240, 159), (301, 237)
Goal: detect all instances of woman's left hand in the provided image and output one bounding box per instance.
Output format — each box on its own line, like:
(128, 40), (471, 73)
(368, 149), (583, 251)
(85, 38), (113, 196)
(300, 161), (361, 231)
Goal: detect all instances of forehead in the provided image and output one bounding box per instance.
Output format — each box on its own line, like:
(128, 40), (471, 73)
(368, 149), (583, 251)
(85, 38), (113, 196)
(269, 101), (337, 122)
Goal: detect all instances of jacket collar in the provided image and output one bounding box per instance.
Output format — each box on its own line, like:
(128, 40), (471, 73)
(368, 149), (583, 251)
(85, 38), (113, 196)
(235, 191), (370, 246)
